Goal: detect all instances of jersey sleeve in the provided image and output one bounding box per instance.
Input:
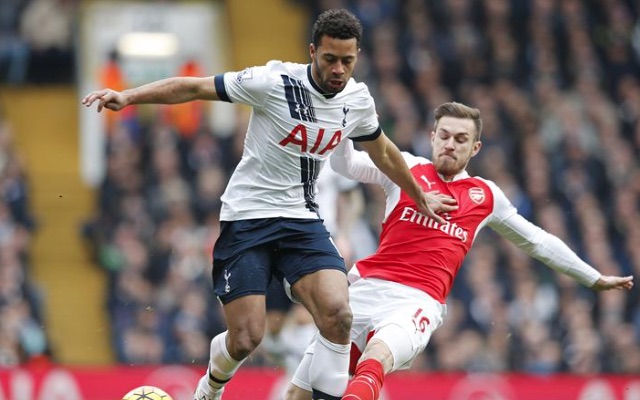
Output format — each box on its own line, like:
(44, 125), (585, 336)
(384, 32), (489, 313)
(213, 63), (276, 108)
(486, 181), (601, 287)
(330, 139), (390, 186)
(349, 88), (382, 142)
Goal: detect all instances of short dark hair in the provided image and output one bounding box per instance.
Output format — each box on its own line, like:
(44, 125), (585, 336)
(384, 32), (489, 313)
(311, 9), (363, 48)
(434, 102), (483, 141)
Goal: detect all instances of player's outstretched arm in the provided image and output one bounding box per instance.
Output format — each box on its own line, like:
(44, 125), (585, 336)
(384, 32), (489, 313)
(81, 76), (219, 112)
(591, 275), (634, 291)
(491, 199), (633, 291)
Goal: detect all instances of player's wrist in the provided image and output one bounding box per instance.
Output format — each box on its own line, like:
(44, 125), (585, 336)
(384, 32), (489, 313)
(410, 182), (425, 202)
(121, 89), (134, 106)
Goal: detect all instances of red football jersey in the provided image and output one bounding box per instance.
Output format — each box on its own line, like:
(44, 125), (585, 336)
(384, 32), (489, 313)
(356, 162), (494, 303)
(331, 143), (601, 303)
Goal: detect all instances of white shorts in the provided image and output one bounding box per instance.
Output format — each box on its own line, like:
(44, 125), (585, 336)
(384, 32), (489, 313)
(348, 275), (447, 371)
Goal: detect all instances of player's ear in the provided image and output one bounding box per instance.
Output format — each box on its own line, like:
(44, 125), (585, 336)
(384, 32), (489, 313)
(309, 43), (316, 59)
(470, 140), (482, 158)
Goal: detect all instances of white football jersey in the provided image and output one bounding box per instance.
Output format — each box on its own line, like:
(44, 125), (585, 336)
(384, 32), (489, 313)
(214, 61), (380, 221)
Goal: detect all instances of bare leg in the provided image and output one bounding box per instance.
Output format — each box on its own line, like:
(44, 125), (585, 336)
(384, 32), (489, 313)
(194, 295), (266, 399)
(223, 294), (267, 360)
(291, 269), (352, 399)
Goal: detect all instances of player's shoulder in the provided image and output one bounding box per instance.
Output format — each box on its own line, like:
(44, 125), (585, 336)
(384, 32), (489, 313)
(403, 152), (431, 168)
(232, 60), (307, 89)
(265, 60), (307, 77)
(339, 78), (374, 104)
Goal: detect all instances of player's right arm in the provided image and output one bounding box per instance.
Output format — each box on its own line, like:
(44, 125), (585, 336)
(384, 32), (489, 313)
(82, 76), (219, 112)
(331, 139), (457, 223)
(330, 139), (386, 184)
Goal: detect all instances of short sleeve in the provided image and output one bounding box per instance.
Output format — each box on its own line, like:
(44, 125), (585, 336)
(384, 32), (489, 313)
(214, 64), (276, 108)
(350, 92), (381, 142)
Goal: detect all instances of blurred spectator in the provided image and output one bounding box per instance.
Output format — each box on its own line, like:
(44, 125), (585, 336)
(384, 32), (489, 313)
(0, 0), (30, 85)
(20, 0), (76, 83)
(0, 110), (49, 367)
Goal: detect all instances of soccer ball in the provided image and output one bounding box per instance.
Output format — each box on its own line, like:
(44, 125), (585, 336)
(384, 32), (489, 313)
(122, 386), (173, 400)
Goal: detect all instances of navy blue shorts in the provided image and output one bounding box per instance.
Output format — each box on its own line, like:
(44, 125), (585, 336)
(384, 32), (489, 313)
(266, 278), (293, 312)
(212, 218), (346, 304)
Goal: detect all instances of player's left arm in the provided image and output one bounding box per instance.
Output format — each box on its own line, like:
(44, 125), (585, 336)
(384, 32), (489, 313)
(357, 132), (457, 223)
(487, 183), (634, 291)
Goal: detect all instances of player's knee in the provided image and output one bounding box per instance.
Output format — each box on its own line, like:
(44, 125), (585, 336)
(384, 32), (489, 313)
(227, 329), (263, 359)
(317, 301), (352, 340)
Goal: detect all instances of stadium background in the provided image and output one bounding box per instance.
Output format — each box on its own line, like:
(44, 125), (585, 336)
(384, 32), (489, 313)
(0, 0), (639, 399)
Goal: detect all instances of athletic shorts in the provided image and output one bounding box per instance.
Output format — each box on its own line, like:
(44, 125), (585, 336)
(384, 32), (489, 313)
(212, 218), (345, 304)
(349, 275), (447, 371)
(266, 278), (293, 313)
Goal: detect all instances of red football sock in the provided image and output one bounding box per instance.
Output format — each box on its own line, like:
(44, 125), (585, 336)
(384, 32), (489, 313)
(342, 359), (385, 400)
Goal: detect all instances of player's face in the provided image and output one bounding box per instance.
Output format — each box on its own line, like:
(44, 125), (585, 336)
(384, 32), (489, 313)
(430, 116), (482, 179)
(310, 35), (358, 94)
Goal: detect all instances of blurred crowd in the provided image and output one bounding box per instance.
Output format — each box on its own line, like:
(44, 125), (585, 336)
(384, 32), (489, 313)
(0, 0), (75, 85)
(0, 109), (46, 366)
(2, 0), (639, 376)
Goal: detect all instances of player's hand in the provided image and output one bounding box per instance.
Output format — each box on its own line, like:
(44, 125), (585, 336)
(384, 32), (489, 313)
(415, 191), (458, 224)
(591, 275), (634, 291)
(81, 88), (128, 112)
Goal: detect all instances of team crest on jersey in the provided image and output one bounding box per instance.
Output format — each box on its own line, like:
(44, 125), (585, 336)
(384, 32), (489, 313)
(236, 68), (253, 83)
(342, 105), (350, 127)
(468, 187), (485, 204)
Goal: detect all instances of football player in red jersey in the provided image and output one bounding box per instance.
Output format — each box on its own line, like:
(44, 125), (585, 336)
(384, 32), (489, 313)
(284, 102), (634, 400)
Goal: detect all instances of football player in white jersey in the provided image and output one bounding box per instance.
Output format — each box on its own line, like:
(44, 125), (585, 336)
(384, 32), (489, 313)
(284, 102), (634, 400)
(82, 9), (456, 400)
(261, 164), (371, 400)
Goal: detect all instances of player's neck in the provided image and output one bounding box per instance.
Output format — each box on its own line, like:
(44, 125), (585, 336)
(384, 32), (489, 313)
(438, 168), (465, 182)
(442, 175), (454, 182)
(307, 64), (337, 99)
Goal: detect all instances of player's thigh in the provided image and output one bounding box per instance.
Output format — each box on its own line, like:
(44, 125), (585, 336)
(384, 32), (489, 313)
(275, 219), (348, 315)
(348, 279), (380, 353)
(291, 269), (349, 318)
(212, 219), (275, 304)
(373, 304), (444, 372)
(276, 219), (347, 283)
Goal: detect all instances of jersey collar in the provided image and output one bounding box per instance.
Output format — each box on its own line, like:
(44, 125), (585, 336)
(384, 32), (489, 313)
(307, 64), (338, 99)
(437, 169), (470, 182)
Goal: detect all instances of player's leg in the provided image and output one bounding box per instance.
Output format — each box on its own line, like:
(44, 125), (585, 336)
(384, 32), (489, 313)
(342, 338), (390, 400)
(285, 341), (314, 400)
(343, 279), (446, 400)
(194, 295), (267, 399)
(194, 220), (273, 400)
(279, 219), (352, 400)
(292, 269), (351, 400)
(262, 278), (294, 366)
